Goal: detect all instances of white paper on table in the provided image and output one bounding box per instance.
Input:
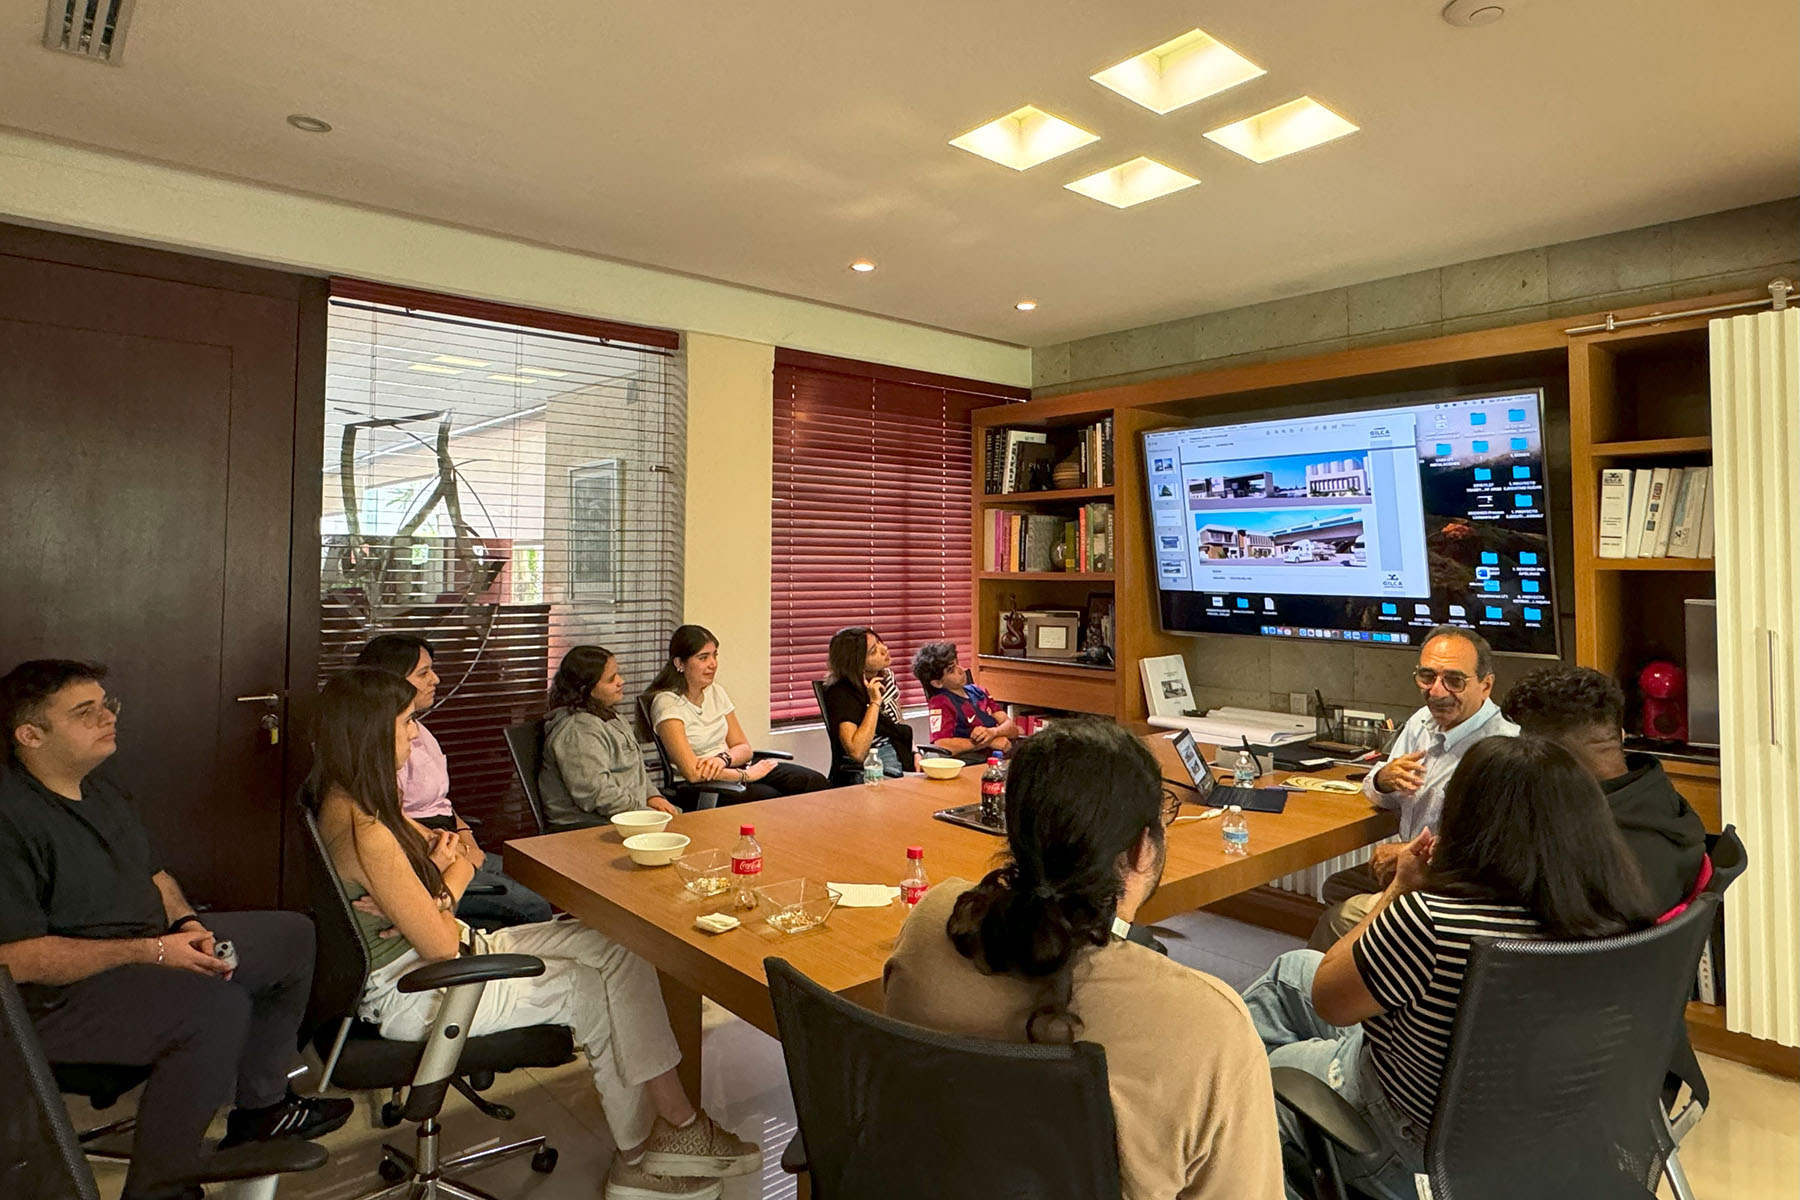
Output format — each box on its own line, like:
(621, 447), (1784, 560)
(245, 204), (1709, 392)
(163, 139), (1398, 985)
(828, 883), (901, 908)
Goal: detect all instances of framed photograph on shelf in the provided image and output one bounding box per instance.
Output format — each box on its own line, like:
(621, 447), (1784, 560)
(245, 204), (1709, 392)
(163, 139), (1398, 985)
(569, 459), (623, 602)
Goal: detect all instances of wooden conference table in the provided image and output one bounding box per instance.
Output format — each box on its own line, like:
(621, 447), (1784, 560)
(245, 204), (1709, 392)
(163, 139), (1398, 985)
(506, 730), (1397, 1094)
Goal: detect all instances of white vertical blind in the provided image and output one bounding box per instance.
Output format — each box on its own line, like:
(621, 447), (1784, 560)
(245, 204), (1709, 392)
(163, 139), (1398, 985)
(321, 295), (684, 837)
(1710, 307), (1799, 1047)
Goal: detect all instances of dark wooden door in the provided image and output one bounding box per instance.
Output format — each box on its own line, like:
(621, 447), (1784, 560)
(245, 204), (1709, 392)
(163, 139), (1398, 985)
(0, 225), (323, 909)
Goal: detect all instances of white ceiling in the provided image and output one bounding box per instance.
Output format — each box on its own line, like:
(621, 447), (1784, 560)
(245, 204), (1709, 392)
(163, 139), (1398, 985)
(2, 0), (1794, 346)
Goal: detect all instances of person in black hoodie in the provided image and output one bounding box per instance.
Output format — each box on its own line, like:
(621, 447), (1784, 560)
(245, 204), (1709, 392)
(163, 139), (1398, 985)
(1502, 666), (1708, 913)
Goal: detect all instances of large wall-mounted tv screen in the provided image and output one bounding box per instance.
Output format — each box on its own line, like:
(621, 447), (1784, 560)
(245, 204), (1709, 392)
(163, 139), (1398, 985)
(1142, 389), (1559, 656)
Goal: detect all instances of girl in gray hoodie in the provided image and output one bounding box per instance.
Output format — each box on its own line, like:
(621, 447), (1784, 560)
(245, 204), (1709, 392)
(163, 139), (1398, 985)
(540, 646), (679, 827)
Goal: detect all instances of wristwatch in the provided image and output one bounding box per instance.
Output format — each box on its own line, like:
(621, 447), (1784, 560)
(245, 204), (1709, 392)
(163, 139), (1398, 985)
(167, 915), (204, 934)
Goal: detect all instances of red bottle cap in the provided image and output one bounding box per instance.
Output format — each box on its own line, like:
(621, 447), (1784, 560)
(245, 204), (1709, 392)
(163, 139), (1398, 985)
(739, 825), (755, 835)
(907, 845), (924, 859)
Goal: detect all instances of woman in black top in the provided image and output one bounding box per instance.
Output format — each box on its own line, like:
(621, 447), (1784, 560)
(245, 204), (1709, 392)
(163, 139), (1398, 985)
(820, 626), (917, 787)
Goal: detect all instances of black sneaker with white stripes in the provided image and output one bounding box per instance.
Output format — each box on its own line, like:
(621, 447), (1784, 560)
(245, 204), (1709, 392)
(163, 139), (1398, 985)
(218, 1091), (354, 1147)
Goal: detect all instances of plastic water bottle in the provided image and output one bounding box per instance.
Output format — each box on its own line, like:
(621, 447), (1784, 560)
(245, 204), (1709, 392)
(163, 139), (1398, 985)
(731, 824), (762, 909)
(900, 845), (929, 907)
(863, 747), (884, 787)
(1232, 750), (1260, 790)
(1222, 805), (1250, 856)
(979, 752), (1007, 824)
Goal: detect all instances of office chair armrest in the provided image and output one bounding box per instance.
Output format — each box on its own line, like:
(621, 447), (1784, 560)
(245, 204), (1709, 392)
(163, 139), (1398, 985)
(751, 748), (795, 762)
(1272, 1066), (1381, 1156)
(459, 815), (484, 828)
(173, 1141), (329, 1184)
(397, 953), (547, 994)
(463, 883), (503, 896)
(779, 1132), (807, 1175)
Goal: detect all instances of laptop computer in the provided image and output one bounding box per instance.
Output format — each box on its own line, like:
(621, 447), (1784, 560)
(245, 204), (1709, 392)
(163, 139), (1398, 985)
(1169, 729), (1288, 814)
(933, 802), (1006, 836)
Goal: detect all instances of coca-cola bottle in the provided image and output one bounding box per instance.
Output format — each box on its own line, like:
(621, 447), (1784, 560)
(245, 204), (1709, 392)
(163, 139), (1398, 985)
(731, 824), (762, 910)
(900, 845), (929, 907)
(979, 752), (1007, 825)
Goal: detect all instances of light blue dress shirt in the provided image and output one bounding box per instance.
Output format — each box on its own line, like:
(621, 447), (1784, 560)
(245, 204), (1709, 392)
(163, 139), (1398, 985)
(1361, 698), (1519, 839)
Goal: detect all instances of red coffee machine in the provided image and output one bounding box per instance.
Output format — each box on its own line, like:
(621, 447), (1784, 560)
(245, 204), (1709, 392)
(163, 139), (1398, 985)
(1638, 660), (1687, 743)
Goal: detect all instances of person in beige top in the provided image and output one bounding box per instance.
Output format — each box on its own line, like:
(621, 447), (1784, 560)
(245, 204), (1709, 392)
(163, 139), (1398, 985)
(884, 720), (1283, 1200)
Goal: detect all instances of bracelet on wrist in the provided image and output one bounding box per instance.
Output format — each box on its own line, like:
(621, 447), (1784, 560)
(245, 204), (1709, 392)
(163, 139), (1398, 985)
(167, 915), (201, 935)
(151, 936), (165, 965)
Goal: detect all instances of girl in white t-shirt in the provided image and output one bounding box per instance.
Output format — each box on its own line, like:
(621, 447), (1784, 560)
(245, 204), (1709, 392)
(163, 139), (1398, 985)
(642, 624), (828, 805)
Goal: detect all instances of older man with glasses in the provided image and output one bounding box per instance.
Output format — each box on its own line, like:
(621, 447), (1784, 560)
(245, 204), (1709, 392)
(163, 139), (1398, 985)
(0, 659), (350, 1200)
(1307, 626), (1518, 950)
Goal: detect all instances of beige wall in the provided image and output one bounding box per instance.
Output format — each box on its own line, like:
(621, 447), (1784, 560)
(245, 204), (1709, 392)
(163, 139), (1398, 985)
(680, 333), (777, 745)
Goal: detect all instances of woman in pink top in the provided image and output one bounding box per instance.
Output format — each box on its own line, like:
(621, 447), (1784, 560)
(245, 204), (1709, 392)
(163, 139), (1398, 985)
(356, 634), (551, 928)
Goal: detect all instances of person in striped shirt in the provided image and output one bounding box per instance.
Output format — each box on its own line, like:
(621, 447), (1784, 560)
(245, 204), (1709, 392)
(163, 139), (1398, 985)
(1243, 736), (1654, 1199)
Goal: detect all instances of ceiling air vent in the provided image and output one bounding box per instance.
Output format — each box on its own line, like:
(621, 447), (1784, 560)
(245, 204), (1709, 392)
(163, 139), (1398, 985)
(43, 0), (137, 64)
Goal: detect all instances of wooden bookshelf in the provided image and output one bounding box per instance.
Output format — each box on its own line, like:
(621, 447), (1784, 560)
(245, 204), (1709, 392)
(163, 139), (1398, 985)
(978, 486), (1115, 506)
(977, 570), (1114, 582)
(1587, 557), (1715, 572)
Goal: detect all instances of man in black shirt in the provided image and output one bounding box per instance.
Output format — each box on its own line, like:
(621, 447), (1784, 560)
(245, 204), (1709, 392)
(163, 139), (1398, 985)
(1502, 665), (1708, 914)
(0, 660), (351, 1200)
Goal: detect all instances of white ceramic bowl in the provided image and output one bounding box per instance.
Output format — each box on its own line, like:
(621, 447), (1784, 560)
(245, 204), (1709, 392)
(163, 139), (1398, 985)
(919, 757), (965, 780)
(611, 809), (673, 837)
(622, 832), (691, 867)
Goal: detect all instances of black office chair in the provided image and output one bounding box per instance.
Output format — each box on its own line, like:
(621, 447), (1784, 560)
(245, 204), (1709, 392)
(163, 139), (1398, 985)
(636, 694), (795, 810)
(764, 956), (1122, 1200)
(1, 967), (325, 1200)
(501, 719), (553, 834)
(811, 678), (949, 787)
(1277, 892), (1722, 1200)
(1660, 825), (1747, 1200)
(298, 806), (572, 1196)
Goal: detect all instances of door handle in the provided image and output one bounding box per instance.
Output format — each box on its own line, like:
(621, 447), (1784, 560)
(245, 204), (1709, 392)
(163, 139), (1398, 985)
(235, 693), (280, 705)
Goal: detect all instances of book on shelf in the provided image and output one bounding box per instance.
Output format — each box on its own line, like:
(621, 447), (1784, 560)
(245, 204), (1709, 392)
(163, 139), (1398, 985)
(999, 429), (1047, 493)
(1637, 467), (1673, 557)
(1666, 466), (1709, 557)
(1622, 467), (1654, 558)
(1597, 469), (1631, 557)
(1022, 513), (1062, 572)
(1648, 467), (1684, 557)
(1697, 477), (1716, 558)
(982, 429), (1006, 495)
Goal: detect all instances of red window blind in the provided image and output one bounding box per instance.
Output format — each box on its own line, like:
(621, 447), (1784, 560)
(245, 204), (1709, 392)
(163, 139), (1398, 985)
(770, 350), (1022, 723)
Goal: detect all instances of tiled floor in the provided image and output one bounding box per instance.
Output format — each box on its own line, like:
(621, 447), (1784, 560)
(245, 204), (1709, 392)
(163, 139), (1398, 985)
(84, 915), (1798, 1199)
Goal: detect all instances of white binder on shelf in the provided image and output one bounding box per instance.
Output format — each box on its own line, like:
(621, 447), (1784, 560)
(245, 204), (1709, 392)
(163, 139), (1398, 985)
(1138, 655), (1194, 718)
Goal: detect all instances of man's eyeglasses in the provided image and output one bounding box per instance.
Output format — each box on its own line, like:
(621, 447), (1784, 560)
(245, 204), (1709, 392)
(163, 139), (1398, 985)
(1413, 668), (1472, 694)
(66, 696), (123, 727)
(1160, 788), (1184, 826)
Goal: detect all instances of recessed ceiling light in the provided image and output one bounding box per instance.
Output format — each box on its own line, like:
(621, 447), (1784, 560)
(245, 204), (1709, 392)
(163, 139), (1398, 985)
(1064, 157), (1199, 209)
(487, 373), (532, 383)
(950, 105), (1099, 171)
(849, 259), (877, 273)
(286, 114), (332, 133)
(433, 354), (492, 368)
(1015, 300), (1038, 312)
(1204, 96), (1359, 163)
(1442, 0), (1506, 27)
(517, 367), (568, 378)
(1090, 28), (1265, 115)
(407, 362), (463, 375)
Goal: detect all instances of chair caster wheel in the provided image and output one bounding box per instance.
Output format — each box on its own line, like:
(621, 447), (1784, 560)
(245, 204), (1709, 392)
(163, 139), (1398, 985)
(377, 1157), (407, 1184)
(377, 1100), (403, 1128)
(530, 1146), (559, 1174)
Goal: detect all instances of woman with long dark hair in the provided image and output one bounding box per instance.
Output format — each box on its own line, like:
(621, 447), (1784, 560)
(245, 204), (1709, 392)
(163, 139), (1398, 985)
(883, 720), (1282, 1200)
(307, 668), (759, 1200)
(1244, 734), (1655, 1199)
(642, 624), (826, 802)
(540, 645), (677, 827)
(819, 625), (916, 786)
(355, 632), (551, 927)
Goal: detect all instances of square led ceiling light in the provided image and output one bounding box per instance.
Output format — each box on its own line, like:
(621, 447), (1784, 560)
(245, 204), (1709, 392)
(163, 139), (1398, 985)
(1064, 156), (1198, 208)
(1204, 96), (1358, 163)
(950, 105), (1099, 170)
(1090, 28), (1265, 115)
